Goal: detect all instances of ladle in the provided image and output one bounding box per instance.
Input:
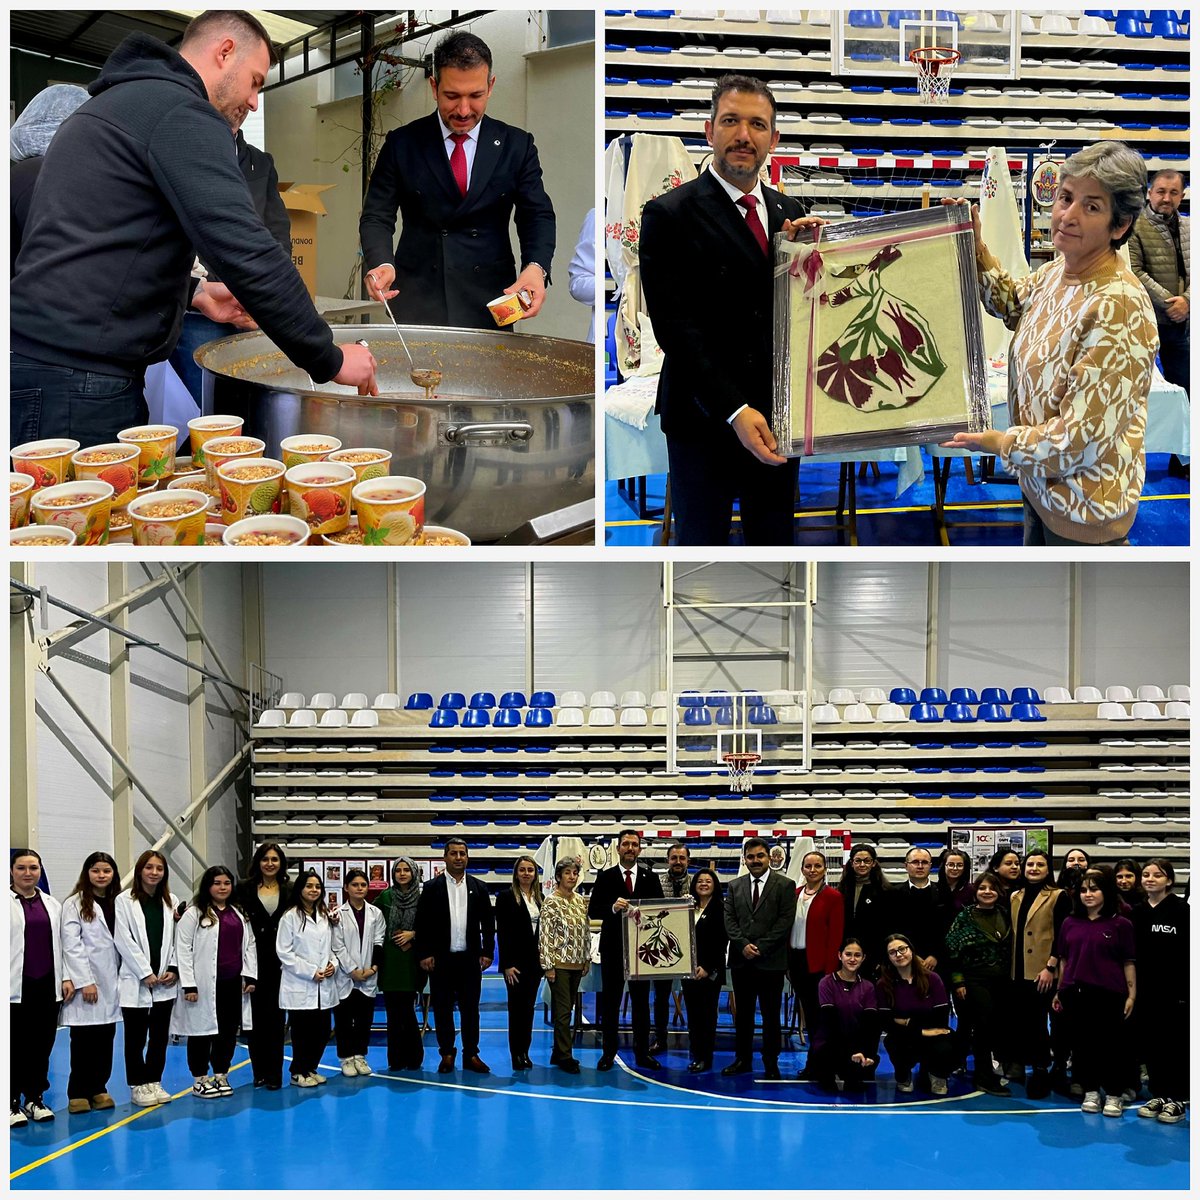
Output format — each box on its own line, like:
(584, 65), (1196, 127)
(369, 274), (443, 396)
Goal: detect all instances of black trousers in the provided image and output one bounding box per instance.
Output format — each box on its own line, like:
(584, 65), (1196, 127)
(186, 978), (242, 1076)
(11, 974), (60, 1105)
(383, 991), (424, 1068)
(246, 972), (285, 1085)
(288, 1008), (332, 1077)
(653, 978), (675, 1045)
(1009, 978), (1054, 1071)
(808, 1028), (877, 1091)
(1139, 996), (1188, 1100)
(1157, 317), (1189, 395)
(505, 968), (541, 1060)
(1059, 983), (1128, 1095)
(730, 966), (785, 1066)
(599, 959), (651, 1058)
(956, 973), (1009, 1082)
(884, 1026), (955, 1080)
(786, 950), (823, 1037)
(682, 977), (721, 1065)
(429, 952), (482, 1058)
(335, 988), (375, 1059)
(667, 431), (799, 546)
(67, 1023), (117, 1099)
(122, 1000), (174, 1086)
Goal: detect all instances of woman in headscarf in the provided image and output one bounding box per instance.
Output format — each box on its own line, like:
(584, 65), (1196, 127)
(11, 84), (90, 269)
(372, 857), (426, 1071)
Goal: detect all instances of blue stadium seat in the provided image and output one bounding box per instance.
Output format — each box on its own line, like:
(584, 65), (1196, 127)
(430, 709), (459, 727)
(1011, 703), (1047, 722)
(749, 705), (777, 725)
(910, 703), (942, 722)
(848, 10), (884, 27)
(977, 703), (1010, 722)
(683, 706), (713, 725)
(462, 709), (490, 728)
(920, 687), (948, 704)
(980, 688), (1010, 705)
(949, 687), (979, 704)
(890, 687), (917, 704)
(469, 692), (496, 709)
(498, 691), (527, 708)
(405, 692), (434, 709)
(493, 708), (521, 728)
(1010, 687), (1042, 704)
(439, 692), (466, 709)
(530, 691), (556, 708)
(525, 708), (553, 727)
(944, 703), (976, 722)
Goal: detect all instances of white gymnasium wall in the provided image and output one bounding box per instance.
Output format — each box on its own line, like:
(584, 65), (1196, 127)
(1078, 562), (1190, 689)
(21, 565), (246, 898)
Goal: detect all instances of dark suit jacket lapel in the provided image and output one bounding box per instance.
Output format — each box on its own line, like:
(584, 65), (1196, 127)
(466, 115), (502, 206)
(763, 184), (791, 239)
(693, 169), (766, 271)
(416, 112), (466, 207)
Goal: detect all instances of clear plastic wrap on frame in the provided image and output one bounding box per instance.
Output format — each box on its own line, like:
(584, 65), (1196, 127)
(772, 204), (991, 457)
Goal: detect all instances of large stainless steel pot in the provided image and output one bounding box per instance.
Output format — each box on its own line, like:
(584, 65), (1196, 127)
(196, 325), (594, 542)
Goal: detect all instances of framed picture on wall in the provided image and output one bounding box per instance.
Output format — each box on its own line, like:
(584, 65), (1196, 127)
(621, 897), (697, 981)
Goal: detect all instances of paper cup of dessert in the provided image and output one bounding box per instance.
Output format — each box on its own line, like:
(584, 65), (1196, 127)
(31, 481), (115, 546)
(117, 425), (180, 486)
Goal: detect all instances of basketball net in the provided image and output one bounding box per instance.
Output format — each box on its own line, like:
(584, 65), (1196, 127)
(722, 751), (761, 794)
(909, 46), (960, 105)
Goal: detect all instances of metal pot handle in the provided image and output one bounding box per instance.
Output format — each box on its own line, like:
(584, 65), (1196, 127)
(444, 422), (534, 444)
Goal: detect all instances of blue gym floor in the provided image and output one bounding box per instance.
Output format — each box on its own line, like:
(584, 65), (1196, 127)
(604, 453), (1190, 546)
(11, 987), (1189, 1190)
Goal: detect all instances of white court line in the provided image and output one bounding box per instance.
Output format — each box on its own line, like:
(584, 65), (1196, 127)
(368, 1065), (1080, 1117)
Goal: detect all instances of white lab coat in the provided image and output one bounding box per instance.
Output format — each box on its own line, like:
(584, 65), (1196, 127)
(169, 904), (256, 1037)
(59, 894), (123, 1026)
(113, 890), (180, 1008)
(332, 902), (386, 1000)
(10, 890), (64, 1003)
(276, 908), (340, 1011)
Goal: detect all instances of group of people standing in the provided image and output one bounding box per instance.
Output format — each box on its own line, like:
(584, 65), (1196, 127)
(11, 836), (1188, 1129)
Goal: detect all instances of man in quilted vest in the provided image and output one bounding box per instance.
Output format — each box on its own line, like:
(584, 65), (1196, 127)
(1128, 170), (1189, 476)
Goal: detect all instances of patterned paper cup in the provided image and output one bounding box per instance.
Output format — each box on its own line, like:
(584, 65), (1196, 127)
(327, 448), (393, 510)
(200, 436), (266, 486)
(222, 514), (310, 548)
(30, 480), (114, 546)
(107, 507), (133, 544)
(117, 424), (179, 486)
(285, 462), (355, 536)
(9, 524), (78, 548)
(10, 474), (35, 529)
(187, 415), (244, 469)
(352, 476), (426, 546)
(280, 434), (342, 470)
(418, 524), (472, 546)
(11, 439), (81, 494)
(71, 444), (141, 508)
(217, 458), (286, 525)
(486, 291), (529, 327)
(202, 521), (227, 547)
(321, 516), (362, 546)
(127, 489), (209, 547)
(167, 472), (222, 515)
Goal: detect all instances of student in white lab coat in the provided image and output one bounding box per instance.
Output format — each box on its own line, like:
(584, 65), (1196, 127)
(276, 869), (339, 1087)
(113, 850), (180, 1107)
(332, 868), (386, 1077)
(171, 865), (257, 1100)
(60, 852), (123, 1114)
(10, 848), (65, 1127)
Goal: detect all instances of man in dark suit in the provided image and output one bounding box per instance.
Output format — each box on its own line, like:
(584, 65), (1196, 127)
(883, 847), (950, 973)
(415, 838), (496, 1074)
(360, 30), (556, 329)
(722, 837), (798, 1079)
(641, 75), (823, 546)
(588, 829), (665, 1070)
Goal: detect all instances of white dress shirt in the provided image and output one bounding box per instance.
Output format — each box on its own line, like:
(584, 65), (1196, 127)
(447, 873), (469, 952)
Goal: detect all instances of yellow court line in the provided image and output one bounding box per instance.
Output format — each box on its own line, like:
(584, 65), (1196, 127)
(606, 491), (1189, 529)
(10, 1058), (252, 1181)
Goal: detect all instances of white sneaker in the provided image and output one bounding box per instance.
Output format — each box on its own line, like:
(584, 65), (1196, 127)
(212, 1073), (233, 1097)
(354, 1056), (373, 1076)
(23, 1098), (54, 1122)
(340, 1058), (358, 1077)
(291, 1073), (319, 1088)
(895, 1069), (914, 1094)
(151, 1082), (172, 1104)
(1081, 1090), (1103, 1114)
(191, 1076), (219, 1099)
(930, 1076), (948, 1096)
(1103, 1094), (1124, 1118)
(1139, 1097), (1166, 1119)
(1158, 1099), (1187, 1124)
(10, 1104), (28, 1127)
(309, 1071), (327, 1085)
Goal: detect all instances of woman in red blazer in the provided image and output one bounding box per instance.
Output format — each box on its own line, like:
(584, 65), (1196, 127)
(788, 851), (845, 1069)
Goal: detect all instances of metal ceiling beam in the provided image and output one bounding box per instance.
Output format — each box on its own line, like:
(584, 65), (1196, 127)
(53, 11), (104, 56)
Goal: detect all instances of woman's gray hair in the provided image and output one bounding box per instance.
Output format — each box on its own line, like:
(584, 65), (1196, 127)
(1060, 141), (1147, 249)
(554, 856), (581, 882)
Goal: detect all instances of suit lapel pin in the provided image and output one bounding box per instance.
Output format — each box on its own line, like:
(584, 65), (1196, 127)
(494, 139), (501, 146)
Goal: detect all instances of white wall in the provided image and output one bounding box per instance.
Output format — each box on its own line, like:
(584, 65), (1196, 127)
(19, 564), (246, 898)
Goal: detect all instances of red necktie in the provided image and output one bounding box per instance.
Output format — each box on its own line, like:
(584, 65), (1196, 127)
(738, 194), (769, 256)
(449, 133), (469, 197)
(752, 878), (761, 909)
(625, 870), (634, 895)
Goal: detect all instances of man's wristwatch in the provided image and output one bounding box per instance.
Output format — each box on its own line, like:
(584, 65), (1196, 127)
(525, 262), (548, 283)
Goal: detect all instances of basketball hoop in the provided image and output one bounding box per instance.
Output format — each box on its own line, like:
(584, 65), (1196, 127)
(722, 751), (761, 794)
(908, 46), (960, 105)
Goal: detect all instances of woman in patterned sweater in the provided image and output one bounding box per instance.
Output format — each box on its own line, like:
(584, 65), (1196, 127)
(945, 142), (1157, 545)
(538, 857), (592, 1075)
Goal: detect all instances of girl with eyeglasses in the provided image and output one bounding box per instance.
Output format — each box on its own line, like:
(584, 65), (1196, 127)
(1052, 869), (1136, 1118)
(876, 932), (954, 1096)
(837, 844), (890, 974)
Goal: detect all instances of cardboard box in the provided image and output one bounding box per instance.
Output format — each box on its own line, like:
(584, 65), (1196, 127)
(278, 182), (335, 298)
